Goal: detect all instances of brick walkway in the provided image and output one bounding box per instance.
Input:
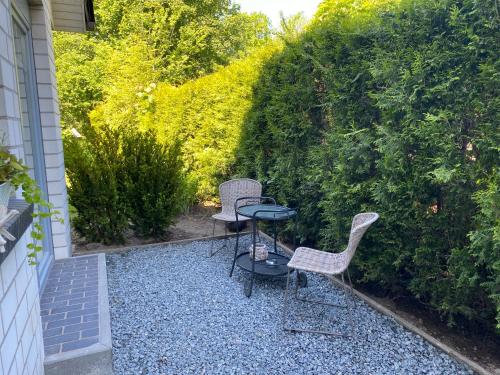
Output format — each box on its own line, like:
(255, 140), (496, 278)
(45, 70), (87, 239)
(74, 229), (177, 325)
(40, 255), (100, 356)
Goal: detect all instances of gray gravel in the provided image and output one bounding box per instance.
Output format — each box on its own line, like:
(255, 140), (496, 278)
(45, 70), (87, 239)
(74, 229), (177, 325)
(106, 236), (472, 375)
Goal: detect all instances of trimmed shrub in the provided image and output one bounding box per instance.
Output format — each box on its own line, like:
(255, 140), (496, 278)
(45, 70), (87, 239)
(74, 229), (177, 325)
(65, 126), (128, 244)
(120, 130), (185, 237)
(65, 126), (187, 242)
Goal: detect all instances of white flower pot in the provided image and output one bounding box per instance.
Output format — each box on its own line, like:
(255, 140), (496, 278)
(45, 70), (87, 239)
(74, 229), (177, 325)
(0, 181), (13, 207)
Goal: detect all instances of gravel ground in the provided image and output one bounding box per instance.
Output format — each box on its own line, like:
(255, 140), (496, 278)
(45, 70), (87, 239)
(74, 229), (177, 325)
(106, 236), (472, 375)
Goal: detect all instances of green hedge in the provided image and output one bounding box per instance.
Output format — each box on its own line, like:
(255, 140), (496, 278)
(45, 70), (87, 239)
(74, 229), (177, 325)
(238, 0), (499, 331)
(140, 44), (280, 199)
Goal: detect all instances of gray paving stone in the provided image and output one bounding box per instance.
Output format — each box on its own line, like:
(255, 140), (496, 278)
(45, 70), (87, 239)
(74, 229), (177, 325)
(53, 295), (71, 303)
(43, 327), (63, 338)
(81, 328), (99, 338)
(47, 316), (82, 329)
(63, 321), (99, 334)
(44, 332), (80, 346)
(68, 296), (98, 305)
(55, 285), (72, 292)
(82, 314), (99, 322)
(59, 292), (83, 300)
(41, 300), (69, 310)
(42, 312), (66, 323)
(40, 296), (54, 304)
(44, 290), (70, 299)
(51, 303), (83, 314)
(67, 307), (98, 318)
(61, 337), (99, 352)
(70, 286), (93, 294)
(44, 345), (61, 356)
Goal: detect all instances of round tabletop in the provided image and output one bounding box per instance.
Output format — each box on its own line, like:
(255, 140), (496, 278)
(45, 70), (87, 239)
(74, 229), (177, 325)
(236, 204), (296, 221)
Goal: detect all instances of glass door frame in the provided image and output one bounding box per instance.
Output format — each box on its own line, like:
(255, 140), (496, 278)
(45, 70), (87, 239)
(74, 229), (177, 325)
(11, 6), (55, 291)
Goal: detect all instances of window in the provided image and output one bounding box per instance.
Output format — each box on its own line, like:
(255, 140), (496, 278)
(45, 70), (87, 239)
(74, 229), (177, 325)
(12, 12), (54, 285)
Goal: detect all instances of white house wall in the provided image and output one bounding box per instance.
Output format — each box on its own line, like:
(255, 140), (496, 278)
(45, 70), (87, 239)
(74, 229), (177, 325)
(0, 3), (45, 374)
(1, 0), (72, 261)
(30, 3), (72, 260)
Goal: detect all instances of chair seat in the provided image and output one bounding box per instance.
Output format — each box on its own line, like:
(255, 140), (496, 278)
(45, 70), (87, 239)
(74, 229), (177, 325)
(287, 246), (347, 275)
(212, 212), (252, 222)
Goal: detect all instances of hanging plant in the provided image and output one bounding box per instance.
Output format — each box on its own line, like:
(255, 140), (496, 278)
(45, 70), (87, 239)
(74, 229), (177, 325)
(0, 147), (63, 264)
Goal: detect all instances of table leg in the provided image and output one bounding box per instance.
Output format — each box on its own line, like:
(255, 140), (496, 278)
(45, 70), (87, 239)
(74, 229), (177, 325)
(294, 215), (298, 251)
(273, 219), (277, 254)
(246, 219), (257, 297)
(229, 215), (240, 277)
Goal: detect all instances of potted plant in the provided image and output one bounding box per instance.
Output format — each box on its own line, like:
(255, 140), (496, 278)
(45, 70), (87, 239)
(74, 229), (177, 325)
(0, 149), (23, 206)
(0, 147), (62, 263)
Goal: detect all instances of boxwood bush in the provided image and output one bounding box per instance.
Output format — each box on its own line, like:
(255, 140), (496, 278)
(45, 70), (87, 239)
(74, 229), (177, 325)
(65, 126), (187, 243)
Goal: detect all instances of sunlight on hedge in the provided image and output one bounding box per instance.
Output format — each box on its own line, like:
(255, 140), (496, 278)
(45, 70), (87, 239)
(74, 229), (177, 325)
(140, 44), (281, 199)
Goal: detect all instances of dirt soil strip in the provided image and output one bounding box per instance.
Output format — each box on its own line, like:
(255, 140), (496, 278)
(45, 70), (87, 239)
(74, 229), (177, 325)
(257, 231), (493, 375)
(73, 231), (250, 256)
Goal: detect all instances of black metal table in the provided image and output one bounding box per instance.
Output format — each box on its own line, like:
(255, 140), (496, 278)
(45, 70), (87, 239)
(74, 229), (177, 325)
(229, 197), (301, 297)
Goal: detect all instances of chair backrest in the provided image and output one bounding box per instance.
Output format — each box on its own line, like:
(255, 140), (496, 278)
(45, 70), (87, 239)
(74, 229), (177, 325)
(341, 212), (379, 266)
(219, 178), (262, 217)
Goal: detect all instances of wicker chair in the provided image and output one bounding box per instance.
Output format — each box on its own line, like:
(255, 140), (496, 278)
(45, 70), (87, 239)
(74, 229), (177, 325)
(207, 178), (262, 257)
(283, 212), (379, 336)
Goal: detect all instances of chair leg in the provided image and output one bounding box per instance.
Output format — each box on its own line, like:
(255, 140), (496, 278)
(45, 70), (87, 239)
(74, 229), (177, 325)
(343, 270), (356, 337)
(294, 275), (348, 309)
(229, 221), (240, 277)
(223, 224), (228, 250)
(346, 268), (354, 291)
(207, 219), (217, 257)
(282, 268), (292, 331)
(208, 220), (232, 258)
(341, 273), (355, 337)
(282, 270), (353, 337)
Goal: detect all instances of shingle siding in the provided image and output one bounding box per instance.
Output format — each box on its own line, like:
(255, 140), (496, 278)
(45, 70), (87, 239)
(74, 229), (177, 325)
(52, 0), (86, 33)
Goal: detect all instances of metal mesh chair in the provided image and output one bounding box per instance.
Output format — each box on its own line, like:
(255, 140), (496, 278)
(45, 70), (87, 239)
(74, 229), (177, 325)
(207, 178), (262, 257)
(283, 212), (379, 336)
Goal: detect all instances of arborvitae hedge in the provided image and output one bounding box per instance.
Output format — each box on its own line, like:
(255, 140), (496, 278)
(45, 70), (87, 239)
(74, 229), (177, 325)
(238, 0), (499, 331)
